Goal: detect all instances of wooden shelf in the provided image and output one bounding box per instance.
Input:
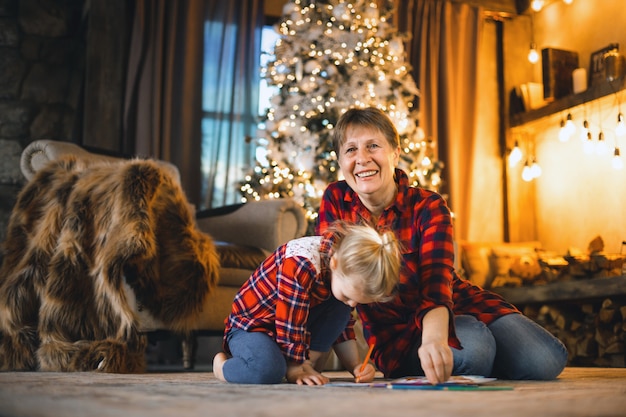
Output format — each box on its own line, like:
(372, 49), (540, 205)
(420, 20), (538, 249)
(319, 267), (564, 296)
(509, 76), (626, 127)
(492, 275), (626, 305)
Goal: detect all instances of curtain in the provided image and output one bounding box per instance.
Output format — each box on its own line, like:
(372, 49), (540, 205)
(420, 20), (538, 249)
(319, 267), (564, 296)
(123, 0), (263, 209)
(201, 1), (264, 210)
(395, 0), (483, 241)
(124, 0), (206, 206)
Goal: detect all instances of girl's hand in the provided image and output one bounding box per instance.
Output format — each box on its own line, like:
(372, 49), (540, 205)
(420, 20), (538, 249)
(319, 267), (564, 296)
(353, 362), (376, 383)
(286, 361), (330, 385)
(418, 340), (453, 385)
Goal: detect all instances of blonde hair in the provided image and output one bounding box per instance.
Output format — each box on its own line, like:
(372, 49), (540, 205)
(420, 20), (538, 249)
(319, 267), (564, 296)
(330, 222), (401, 302)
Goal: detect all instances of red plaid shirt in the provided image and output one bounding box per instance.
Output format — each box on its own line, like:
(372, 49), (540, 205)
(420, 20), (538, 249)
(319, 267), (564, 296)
(223, 234), (356, 364)
(315, 168), (519, 377)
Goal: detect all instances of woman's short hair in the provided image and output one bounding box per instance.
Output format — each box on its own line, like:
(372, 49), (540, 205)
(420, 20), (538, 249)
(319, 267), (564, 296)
(332, 107), (400, 152)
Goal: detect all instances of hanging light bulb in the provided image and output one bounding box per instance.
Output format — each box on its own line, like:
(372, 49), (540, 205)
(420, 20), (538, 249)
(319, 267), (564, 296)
(522, 160), (534, 182)
(565, 113), (576, 137)
(558, 118), (569, 142)
(530, 157), (542, 178)
(531, 0), (545, 12)
(528, 42), (539, 64)
(596, 131), (609, 155)
(558, 113), (575, 142)
(616, 113), (626, 137)
(612, 147), (624, 170)
(527, 13), (539, 64)
(509, 141), (523, 167)
(580, 119), (589, 141)
(563, 0), (573, 4)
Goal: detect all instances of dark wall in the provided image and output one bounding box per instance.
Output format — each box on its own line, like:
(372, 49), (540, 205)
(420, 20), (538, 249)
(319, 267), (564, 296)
(0, 0), (89, 244)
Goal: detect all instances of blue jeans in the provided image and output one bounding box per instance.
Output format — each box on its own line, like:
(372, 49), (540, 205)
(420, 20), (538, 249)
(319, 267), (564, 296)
(487, 313), (568, 379)
(393, 313), (568, 380)
(222, 296), (352, 384)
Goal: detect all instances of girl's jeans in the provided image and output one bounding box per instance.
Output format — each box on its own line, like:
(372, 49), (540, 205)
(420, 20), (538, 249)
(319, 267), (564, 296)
(222, 295), (351, 384)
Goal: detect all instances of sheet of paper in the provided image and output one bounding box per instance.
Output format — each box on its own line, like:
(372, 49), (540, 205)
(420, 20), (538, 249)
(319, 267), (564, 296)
(324, 375), (512, 390)
(390, 375), (497, 386)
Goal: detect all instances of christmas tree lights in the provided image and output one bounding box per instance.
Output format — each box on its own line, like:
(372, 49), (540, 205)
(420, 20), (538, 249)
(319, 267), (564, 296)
(240, 0), (443, 230)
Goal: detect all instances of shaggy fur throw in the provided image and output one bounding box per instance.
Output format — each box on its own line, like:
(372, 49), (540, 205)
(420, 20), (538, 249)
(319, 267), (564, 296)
(0, 156), (219, 373)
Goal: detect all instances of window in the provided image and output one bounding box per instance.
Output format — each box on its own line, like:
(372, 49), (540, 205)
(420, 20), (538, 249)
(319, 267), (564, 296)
(255, 24), (281, 166)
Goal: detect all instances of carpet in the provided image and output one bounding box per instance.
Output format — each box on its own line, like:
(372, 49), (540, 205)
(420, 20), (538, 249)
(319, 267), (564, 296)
(0, 367), (625, 417)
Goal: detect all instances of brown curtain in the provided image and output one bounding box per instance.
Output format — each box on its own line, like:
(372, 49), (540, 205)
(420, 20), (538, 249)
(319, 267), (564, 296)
(123, 0), (206, 206)
(395, 0), (483, 241)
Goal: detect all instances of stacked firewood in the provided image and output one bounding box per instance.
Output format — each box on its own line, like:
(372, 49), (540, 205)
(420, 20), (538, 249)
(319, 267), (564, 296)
(523, 298), (626, 367)
(538, 236), (626, 284)
(539, 253), (625, 284)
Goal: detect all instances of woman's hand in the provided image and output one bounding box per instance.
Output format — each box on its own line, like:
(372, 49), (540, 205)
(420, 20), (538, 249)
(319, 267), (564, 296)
(286, 361), (330, 385)
(419, 306), (453, 384)
(418, 340), (453, 384)
(353, 362), (376, 383)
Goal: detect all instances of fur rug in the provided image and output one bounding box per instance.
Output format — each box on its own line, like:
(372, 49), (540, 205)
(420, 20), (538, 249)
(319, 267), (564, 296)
(0, 156), (219, 373)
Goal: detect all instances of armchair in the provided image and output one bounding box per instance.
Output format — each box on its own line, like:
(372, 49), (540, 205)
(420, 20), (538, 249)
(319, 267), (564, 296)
(19, 139), (308, 369)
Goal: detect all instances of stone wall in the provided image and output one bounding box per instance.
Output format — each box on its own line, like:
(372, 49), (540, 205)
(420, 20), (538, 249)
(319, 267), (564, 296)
(0, 0), (86, 245)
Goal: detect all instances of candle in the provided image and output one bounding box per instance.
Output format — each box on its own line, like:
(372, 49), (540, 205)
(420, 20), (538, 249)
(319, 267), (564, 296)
(572, 68), (587, 94)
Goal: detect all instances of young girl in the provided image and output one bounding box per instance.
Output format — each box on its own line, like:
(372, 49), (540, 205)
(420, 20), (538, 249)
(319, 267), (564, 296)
(212, 222), (402, 385)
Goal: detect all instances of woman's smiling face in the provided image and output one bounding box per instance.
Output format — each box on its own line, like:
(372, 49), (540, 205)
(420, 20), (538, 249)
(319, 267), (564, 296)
(337, 125), (399, 201)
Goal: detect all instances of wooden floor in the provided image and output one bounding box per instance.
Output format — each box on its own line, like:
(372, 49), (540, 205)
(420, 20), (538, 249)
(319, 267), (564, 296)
(1, 367), (625, 417)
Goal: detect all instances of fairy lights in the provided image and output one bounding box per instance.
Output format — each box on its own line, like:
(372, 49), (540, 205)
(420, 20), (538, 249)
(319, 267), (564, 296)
(239, 0), (442, 229)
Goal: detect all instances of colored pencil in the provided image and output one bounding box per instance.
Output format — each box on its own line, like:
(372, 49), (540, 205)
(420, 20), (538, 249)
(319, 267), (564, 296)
(355, 344), (375, 383)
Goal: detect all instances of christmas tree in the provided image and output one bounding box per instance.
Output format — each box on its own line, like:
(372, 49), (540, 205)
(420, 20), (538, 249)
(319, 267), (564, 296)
(240, 0), (443, 230)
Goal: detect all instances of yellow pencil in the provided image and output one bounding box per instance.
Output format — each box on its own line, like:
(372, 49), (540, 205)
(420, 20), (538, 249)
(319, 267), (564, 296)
(356, 344), (375, 383)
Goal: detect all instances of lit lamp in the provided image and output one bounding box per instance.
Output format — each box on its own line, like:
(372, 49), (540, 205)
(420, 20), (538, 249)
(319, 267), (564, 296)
(531, 0), (545, 12)
(558, 118), (569, 142)
(565, 113), (576, 136)
(596, 131), (609, 155)
(528, 42), (539, 64)
(522, 160), (534, 182)
(613, 147), (624, 170)
(527, 13), (539, 64)
(509, 141), (523, 167)
(583, 131), (595, 154)
(530, 157), (542, 178)
(558, 113), (575, 142)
